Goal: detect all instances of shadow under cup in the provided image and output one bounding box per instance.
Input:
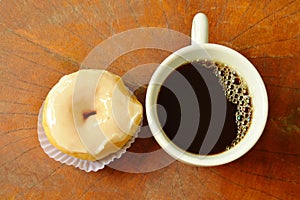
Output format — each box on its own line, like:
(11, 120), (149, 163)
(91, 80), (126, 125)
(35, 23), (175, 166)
(146, 44), (268, 166)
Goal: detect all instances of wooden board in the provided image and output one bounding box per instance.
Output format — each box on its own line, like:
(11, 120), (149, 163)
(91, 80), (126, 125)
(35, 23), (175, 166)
(0, 0), (299, 199)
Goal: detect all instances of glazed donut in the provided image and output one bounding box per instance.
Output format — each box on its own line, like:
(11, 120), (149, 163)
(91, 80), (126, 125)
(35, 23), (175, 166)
(42, 70), (143, 161)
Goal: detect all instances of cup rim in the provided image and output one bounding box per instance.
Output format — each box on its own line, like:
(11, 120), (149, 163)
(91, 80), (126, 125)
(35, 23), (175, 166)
(145, 43), (268, 166)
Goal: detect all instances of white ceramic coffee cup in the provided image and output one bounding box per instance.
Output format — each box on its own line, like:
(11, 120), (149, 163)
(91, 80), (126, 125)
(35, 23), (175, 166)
(146, 13), (268, 166)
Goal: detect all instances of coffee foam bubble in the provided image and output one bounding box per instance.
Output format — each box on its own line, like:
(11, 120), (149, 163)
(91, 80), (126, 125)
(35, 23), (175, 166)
(193, 60), (253, 150)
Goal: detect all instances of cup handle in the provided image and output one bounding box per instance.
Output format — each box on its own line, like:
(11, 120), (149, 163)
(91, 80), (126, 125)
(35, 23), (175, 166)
(191, 13), (209, 45)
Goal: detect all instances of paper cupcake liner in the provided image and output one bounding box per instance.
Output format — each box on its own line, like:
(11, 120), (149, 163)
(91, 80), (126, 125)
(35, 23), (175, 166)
(37, 103), (139, 172)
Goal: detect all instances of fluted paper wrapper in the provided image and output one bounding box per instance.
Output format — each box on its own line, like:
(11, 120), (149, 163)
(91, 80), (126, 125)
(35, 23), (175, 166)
(37, 103), (139, 172)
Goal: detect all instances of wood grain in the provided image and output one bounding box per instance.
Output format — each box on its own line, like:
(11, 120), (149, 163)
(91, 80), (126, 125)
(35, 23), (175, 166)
(0, 0), (299, 199)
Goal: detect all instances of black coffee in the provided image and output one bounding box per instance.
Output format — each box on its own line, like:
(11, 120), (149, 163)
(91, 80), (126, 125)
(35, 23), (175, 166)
(157, 60), (252, 155)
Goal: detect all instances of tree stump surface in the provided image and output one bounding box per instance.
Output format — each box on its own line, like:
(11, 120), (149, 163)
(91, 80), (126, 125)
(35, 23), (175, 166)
(0, 0), (299, 199)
